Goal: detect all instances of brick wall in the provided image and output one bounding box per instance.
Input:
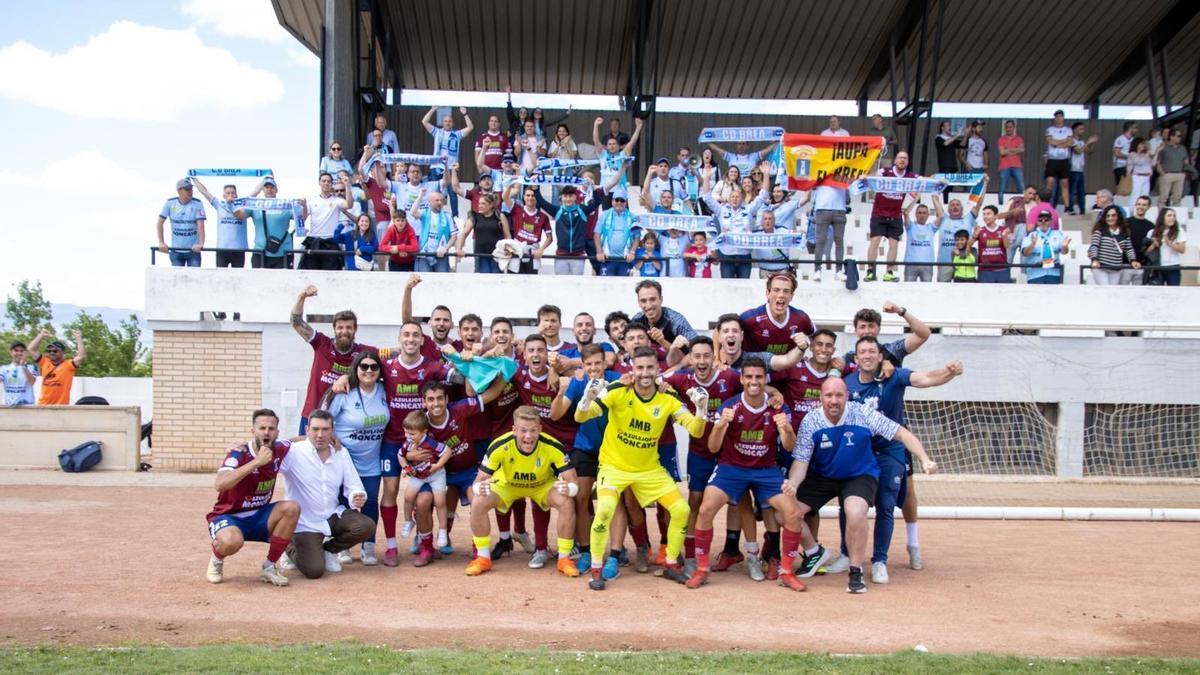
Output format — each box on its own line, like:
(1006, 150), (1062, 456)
(152, 331), (263, 471)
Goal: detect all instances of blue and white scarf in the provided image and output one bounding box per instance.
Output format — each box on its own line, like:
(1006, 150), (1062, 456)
(363, 153), (444, 173)
(188, 168), (273, 178)
(635, 213), (715, 233)
(698, 127), (784, 143)
(520, 174), (588, 186)
(229, 198), (306, 235)
(849, 176), (946, 195)
(713, 232), (804, 249)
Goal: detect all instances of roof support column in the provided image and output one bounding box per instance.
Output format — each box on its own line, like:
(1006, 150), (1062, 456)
(321, 0), (356, 162)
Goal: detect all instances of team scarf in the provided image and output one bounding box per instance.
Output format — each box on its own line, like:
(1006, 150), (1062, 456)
(933, 173), (987, 204)
(698, 127), (785, 143)
(849, 175), (946, 195)
(635, 213), (715, 233)
(229, 198), (306, 233)
(520, 174), (588, 186)
(713, 231), (804, 249)
(363, 153), (444, 173)
(536, 156), (635, 172)
(188, 168), (273, 178)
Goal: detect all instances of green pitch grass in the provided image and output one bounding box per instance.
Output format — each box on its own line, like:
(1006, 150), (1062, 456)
(2, 645), (1198, 674)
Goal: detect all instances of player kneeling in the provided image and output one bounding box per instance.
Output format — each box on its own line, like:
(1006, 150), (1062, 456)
(464, 406), (580, 578)
(687, 359), (807, 591)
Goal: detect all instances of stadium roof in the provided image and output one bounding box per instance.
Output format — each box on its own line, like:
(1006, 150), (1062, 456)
(274, 0), (1199, 107)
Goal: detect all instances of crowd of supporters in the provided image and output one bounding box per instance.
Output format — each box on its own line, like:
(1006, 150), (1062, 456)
(156, 106), (1196, 285)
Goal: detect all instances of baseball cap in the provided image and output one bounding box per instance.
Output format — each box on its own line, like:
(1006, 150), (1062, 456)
(655, 157), (669, 165)
(612, 186), (629, 201)
(477, 172), (493, 182)
(176, 178), (192, 190)
(47, 340), (67, 351)
(1053, 109), (1065, 116)
(1037, 211), (1052, 220)
(263, 177), (277, 187)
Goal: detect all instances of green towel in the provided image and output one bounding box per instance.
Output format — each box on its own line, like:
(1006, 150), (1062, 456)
(444, 352), (518, 393)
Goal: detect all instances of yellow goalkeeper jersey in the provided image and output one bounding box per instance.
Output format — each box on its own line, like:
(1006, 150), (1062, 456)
(481, 432), (571, 489)
(575, 384), (705, 473)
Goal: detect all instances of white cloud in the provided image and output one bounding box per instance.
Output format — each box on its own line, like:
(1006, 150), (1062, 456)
(181, 0), (293, 43)
(288, 47), (319, 70)
(0, 21), (284, 122)
(0, 151), (158, 196)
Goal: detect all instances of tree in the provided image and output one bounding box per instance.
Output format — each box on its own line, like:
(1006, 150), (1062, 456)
(61, 311), (150, 378)
(3, 280), (53, 336)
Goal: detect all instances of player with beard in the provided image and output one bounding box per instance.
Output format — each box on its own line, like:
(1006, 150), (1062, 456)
(575, 347), (708, 590)
(687, 359), (806, 591)
(601, 311), (630, 367)
(739, 273), (815, 355)
(290, 285), (376, 433)
(572, 312), (598, 349)
(771, 329), (838, 550)
(401, 274), (456, 361)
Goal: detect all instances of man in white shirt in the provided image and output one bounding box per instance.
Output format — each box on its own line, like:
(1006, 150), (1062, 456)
(1112, 122), (1137, 187)
(280, 410), (373, 579)
(821, 116), (850, 137)
(960, 121), (988, 174)
(299, 173), (355, 270)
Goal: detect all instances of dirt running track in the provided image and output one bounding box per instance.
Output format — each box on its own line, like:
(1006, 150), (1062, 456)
(0, 481), (1197, 657)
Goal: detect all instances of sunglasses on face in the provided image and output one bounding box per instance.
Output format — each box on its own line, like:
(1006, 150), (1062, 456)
(331, 147), (342, 151)
(358, 363), (380, 372)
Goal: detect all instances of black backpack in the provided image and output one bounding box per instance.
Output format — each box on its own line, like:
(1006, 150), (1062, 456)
(59, 441), (103, 472)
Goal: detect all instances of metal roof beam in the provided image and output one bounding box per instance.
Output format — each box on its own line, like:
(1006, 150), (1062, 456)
(856, 0), (927, 106)
(1087, 0), (1200, 104)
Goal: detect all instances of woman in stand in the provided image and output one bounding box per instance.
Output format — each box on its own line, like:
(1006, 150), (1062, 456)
(1126, 137), (1153, 209)
(1088, 205), (1141, 285)
(335, 213), (378, 271)
(456, 192), (510, 274)
(1144, 207), (1187, 287)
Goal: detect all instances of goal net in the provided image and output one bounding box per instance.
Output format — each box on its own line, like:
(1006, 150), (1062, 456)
(1083, 404), (1200, 478)
(903, 401), (1058, 476)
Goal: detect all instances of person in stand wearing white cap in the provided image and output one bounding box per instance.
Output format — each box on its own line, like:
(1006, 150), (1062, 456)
(594, 186), (638, 277)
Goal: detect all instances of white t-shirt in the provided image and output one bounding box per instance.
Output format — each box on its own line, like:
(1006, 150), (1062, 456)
(1045, 125), (1073, 161)
(307, 195), (343, 238)
(965, 136), (988, 169)
(820, 129), (849, 137)
(1113, 134), (1132, 169)
(812, 185), (846, 211)
(1070, 138), (1087, 172)
(1152, 227), (1187, 266)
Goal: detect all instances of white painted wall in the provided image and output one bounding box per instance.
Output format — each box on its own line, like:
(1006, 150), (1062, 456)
(146, 268), (1200, 475)
(33, 377), (152, 419)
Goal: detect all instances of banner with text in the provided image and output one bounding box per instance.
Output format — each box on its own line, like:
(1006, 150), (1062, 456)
(713, 232), (805, 249)
(188, 168), (273, 178)
(783, 134), (884, 191)
(698, 127), (785, 143)
(849, 175), (946, 196)
(933, 172), (987, 204)
(635, 213), (716, 233)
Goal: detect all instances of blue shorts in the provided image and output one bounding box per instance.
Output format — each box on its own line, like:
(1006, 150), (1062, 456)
(380, 441), (402, 477)
(686, 452), (718, 493)
(207, 502), (277, 543)
(446, 467), (477, 506)
(658, 443), (680, 482)
(708, 464), (784, 506)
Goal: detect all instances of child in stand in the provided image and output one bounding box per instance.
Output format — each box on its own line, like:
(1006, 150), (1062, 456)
(659, 228), (689, 277)
(398, 410), (453, 554)
(635, 230), (663, 277)
(951, 229), (978, 282)
(684, 231), (716, 278)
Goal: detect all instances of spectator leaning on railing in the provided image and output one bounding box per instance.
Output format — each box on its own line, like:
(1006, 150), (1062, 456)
(2, 341), (38, 407)
(1125, 196), (1155, 286)
(379, 205), (418, 272)
(299, 173), (354, 271)
(157, 178), (206, 267)
(1088, 205), (1141, 285)
(246, 176), (295, 269)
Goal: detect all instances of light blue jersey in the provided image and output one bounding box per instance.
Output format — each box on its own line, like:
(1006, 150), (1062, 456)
(159, 197), (206, 248)
(938, 212), (975, 263)
(904, 220), (939, 264)
(431, 128), (465, 165)
(327, 385), (390, 478)
(209, 198), (248, 250)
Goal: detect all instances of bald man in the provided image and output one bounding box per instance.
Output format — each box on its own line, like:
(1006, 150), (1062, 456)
(782, 379), (936, 594)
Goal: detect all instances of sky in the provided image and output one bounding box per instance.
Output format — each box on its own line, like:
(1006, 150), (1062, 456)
(0, 2), (1160, 313)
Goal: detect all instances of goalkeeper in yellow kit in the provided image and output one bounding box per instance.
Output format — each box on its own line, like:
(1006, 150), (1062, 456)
(575, 346), (709, 590)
